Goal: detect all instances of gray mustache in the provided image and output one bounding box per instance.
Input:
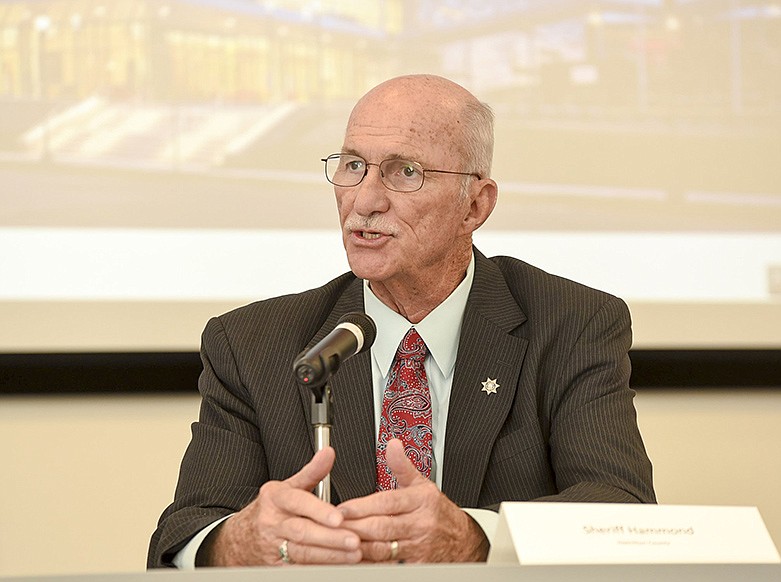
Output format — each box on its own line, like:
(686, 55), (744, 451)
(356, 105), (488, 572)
(343, 216), (397, 236)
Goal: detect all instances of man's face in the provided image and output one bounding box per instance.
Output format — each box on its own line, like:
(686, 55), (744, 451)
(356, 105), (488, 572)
(334, 88), (473, 290)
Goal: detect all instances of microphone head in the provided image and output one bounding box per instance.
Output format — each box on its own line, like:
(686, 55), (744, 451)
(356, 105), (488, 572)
(337, 312), (377, 354)
(292, 312), (377, 389)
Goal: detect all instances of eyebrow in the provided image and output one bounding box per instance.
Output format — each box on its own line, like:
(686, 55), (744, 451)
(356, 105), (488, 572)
(340, 149), (424, 164)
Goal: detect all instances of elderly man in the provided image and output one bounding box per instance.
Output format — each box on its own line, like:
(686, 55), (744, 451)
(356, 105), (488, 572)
(148, 74), (655, 568)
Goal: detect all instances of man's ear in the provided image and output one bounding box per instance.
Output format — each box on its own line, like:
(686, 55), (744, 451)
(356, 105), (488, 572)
(461, 178), (498, 235)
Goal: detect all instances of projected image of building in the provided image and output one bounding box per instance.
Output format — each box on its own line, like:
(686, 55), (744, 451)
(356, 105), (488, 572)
(1, 0), (779, 230)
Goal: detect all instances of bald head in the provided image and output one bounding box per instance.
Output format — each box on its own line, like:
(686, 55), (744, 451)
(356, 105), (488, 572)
(354, 75), (476, 115)
(347, 75), (494, 179)
(334, 74), (499, 317)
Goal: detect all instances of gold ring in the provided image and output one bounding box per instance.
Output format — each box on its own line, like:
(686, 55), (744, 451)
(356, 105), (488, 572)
(279, 539), (292, 564)
(389, 539), (399, 561)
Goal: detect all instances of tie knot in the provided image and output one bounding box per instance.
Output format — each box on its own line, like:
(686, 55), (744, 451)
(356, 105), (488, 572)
(398, 327), (426, 361)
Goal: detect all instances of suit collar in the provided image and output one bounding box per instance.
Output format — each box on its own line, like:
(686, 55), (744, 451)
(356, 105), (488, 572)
(466, 248), (527, 331)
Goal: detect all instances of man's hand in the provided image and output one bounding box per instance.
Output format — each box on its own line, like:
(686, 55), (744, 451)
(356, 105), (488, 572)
(199, 447), (362, 566)
(337, 439), (489, 563)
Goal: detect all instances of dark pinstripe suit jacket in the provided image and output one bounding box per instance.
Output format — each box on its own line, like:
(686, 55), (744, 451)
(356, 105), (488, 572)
(148, 249), (655, 568)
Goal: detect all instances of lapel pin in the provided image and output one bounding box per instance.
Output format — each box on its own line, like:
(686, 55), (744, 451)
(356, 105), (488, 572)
(481, 377), (499, 395)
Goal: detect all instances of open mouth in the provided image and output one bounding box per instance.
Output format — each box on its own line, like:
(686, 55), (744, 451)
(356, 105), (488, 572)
(356, 230), (384, 240)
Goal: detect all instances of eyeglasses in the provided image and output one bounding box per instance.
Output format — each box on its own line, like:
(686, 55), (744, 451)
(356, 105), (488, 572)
(321, 153), (481, 193)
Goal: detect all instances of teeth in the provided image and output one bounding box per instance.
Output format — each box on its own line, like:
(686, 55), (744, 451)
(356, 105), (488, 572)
(361, 232), (381, 240)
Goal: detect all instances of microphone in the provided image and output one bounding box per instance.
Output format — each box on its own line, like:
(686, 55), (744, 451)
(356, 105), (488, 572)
(293, 312), (376, 388)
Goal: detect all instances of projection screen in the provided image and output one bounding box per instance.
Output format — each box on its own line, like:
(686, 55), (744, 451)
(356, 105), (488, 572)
(1, 0), (779, 353)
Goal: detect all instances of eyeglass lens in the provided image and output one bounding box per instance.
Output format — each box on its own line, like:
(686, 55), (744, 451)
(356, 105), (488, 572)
(325, 155), (424, 192)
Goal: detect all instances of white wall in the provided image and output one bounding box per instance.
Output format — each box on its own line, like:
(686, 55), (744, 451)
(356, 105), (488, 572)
(0, 394), (199, 577)
(635, 389), (781, 534)
(0, 389), (779, 577)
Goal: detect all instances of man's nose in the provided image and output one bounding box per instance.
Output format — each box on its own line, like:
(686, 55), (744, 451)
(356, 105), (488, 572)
(365, 163), (385, 183)
(352, 164), (391, 215)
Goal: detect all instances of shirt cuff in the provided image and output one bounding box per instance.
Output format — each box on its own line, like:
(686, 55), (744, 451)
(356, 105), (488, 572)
(462, 507), (500, 545)
(171, 514), (233, 569)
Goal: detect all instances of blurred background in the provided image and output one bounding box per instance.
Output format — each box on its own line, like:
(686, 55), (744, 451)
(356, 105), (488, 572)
(0, 0), (779, 351)
(0, 1), (779, 577)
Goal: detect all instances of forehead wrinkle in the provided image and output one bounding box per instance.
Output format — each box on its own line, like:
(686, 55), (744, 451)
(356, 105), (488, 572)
(343, 133), (427, 165)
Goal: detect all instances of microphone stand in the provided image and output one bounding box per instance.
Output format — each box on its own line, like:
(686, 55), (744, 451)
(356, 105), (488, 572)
(309, 381), (333, 503)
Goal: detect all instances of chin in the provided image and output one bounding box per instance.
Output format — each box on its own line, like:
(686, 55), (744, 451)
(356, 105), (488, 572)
(346, 255), (393, 282)
(350, 265), (389, 282)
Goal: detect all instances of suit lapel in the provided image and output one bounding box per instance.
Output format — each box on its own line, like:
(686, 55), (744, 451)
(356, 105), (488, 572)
(297, 278), (377, 502)
(442, 251), (528, 506)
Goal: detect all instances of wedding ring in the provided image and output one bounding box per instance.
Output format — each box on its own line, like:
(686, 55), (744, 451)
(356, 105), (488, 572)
(389, 539), (399, 561)
(279, 539), (293, 564)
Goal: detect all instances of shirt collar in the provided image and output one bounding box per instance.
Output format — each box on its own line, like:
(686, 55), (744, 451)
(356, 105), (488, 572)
(363, 253), (475, 380)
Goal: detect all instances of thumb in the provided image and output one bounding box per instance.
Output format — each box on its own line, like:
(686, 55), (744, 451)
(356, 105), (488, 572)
(385, 438), (429, 488)
(285, 446), (335, 491)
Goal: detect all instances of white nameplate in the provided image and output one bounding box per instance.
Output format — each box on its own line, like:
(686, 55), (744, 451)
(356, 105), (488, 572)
(488, 503), (780, 565)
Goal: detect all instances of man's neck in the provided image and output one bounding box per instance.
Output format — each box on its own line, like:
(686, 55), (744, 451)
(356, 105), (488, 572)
(368, 248), (472, 324)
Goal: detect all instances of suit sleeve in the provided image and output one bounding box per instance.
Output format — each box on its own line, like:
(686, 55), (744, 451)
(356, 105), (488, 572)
(147, 317), (269, 568)
(537, 295), (656, 503)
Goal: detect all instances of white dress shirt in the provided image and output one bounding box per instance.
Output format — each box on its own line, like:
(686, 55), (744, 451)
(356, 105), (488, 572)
(363, 253), (474, 489)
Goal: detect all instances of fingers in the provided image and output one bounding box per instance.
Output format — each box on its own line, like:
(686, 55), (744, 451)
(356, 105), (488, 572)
(270, 483), (344, 528)
(338, 489), (415, 520)
(277, 514), (359, 550)
(242, 481), (360, 565)
(270, 481), (362, 565)
(280, 447), (343, 528)
(283, 538), (362, 565)
(274, 449), (361, 557)
(285, 446), (335, 492)
(359, 539), (402, 563)
(338, 439), (431, 520)
(385, 438), (428, 488)
(209, 448), (364, 567)
(340, 512), (398, 541)
(279, 514), (362, 565)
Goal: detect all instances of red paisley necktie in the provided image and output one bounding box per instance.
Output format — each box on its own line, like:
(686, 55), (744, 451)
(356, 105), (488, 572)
(376, 327), (433, 490)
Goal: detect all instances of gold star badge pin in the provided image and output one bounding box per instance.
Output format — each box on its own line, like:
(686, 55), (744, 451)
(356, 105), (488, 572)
(481, 378), (499, 395)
